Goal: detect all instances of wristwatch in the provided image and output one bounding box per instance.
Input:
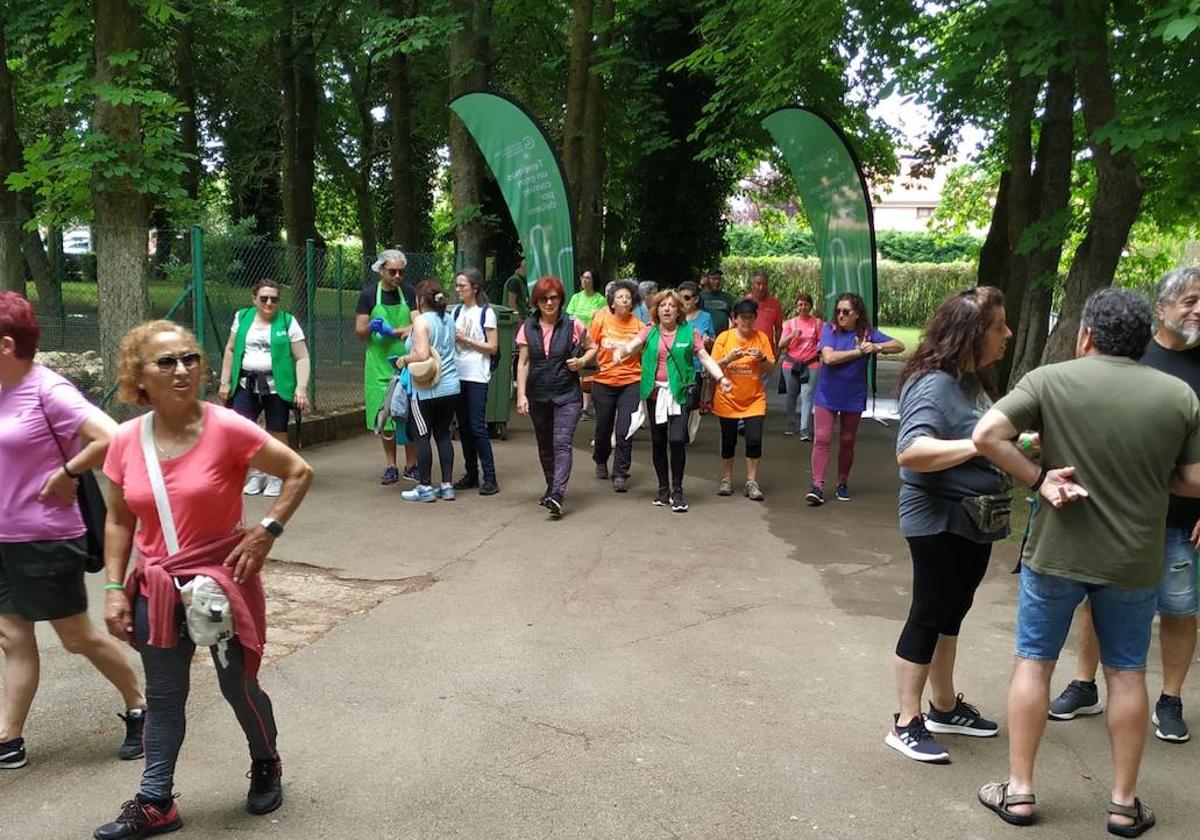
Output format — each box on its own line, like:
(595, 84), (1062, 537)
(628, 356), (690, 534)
(259, 516), (284, 537)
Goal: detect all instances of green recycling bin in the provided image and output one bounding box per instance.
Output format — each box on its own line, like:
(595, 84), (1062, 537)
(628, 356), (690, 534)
(485, 305), (519, 439)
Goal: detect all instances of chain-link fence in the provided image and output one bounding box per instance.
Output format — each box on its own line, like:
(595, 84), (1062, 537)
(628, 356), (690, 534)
(20, 225), (451, 415)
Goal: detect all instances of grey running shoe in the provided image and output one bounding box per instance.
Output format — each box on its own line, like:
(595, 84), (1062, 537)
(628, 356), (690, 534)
(717, 477), (733, 496)
(1153, 694), (1190, 742)
(925, 694), (999, 737)
(744, 480), (764, 501)
(1048, 679), (1103, 720)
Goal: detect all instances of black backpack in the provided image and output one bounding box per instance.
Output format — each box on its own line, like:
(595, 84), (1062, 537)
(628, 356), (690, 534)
(453, 304), (500, 372)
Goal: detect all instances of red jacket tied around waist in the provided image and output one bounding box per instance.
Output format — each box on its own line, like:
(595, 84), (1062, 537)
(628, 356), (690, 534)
(126, 530), (269, 679)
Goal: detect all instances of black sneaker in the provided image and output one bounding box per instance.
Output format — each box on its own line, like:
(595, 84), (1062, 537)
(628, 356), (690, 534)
(401, 466), (419, 483)
(805, 485), (824, 506)
(0, 736), (26, 769)
(924, 694), (999, 737)
(885, 713), (950, 763)
(453, 474), (480, 490)
(652, 487), (670, 506)
(94, 795), (181, 840)
(246, 759), (283, 815)
(545, 495), (564, 518)
(671, 490), (689, 513)
(379, 465), (400, 485)
(118, 709), (146, 760)
(538, 485), (552, 507)
(1048, 679), (1103, 720)
(595, 463), (609, 480)
(478, 480), (499, 496)
(612, 476), (628, 493)
(1153, 694), (1190, 742)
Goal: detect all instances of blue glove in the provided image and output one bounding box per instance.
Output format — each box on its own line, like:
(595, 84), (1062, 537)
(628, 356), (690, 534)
(369, 317), (391, 337)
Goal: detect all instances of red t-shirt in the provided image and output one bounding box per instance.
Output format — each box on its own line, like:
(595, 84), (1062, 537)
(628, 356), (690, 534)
(104, 404), (270, 560)
(749, 295), (783, 339)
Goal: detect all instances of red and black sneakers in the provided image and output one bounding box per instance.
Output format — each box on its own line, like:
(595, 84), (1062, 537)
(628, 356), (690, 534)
(93, 796), (181, 840)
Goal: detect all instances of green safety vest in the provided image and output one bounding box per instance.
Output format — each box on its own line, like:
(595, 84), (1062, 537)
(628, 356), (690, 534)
(640, 322), (695, 404)
(230, 308), (298, 402)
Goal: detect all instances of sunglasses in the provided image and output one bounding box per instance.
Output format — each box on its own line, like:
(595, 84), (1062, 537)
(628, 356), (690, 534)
(258, 295), (279, 303)
(148, 352), (202, 373)
(679, 293), (695, 300)
(540, 295), (561, 303)
(385, 268), (405, 276)
(836, 308), (855, 316)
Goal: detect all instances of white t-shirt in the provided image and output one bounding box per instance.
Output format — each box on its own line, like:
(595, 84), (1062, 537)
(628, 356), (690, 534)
(453, 304), (497, 383)
(231, 312), (305, 392)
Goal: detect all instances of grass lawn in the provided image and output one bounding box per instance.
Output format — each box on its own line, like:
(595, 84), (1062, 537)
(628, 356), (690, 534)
(880, 325), (921, 358)
(34, 280), (362, 320)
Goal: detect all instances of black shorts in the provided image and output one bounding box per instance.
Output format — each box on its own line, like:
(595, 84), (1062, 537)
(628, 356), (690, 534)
(0, 538), (89, 621)
(231, 385), (292, 433)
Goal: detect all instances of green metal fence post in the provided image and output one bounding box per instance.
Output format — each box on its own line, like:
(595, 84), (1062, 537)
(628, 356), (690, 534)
(306, 239), (316, 405)
(192, 225), (206, 397)
(335, 245), (344, 365)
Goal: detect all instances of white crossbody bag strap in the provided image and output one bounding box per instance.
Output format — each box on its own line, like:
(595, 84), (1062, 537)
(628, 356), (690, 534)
(139, 413), (181, 557)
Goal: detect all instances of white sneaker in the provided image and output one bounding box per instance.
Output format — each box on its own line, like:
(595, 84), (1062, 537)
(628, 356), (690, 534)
(263, 476), (283, 497)
(243, 473), (267, 495)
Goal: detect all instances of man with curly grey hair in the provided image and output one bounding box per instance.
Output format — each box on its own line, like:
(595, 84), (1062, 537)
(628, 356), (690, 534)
(1050, 267), (1200, 745)
(972, 287), (1200, 835)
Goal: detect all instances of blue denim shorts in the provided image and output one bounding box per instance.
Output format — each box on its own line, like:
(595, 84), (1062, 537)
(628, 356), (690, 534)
(1158, 527), (1200, 617)
(1016, 566), (1158, 670)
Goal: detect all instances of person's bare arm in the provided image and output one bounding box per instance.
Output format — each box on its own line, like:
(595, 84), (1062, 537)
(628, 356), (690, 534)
(218, 333), (237, 401)
(973, 408), (1087, 508)
(355, 313), (371, 341)
(402, 318), (431, 364)
(1169, 462), (1200, 498)
(39, 410), (120, 504)
(516, 345), (531, 415)
(897, 437), (980, 473)
(821, 345), (865, 365)
(291, 340), (310, 410)
(103, 483), (138, 641)
(224, 439), (315, 584)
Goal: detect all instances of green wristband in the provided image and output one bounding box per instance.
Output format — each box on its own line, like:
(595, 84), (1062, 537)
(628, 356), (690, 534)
(104, 582), (125, 591)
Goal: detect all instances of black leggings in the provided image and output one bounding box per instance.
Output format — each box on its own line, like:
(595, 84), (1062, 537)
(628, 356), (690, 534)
(718, 416), (763, 459)
(895, 532), (992, 665)
(408, 393), (456, 485)
(649, 394), (689, 492)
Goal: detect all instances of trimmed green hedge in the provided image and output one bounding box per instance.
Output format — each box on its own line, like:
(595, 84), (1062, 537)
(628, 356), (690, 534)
(725, 225), (982, 264)
(720, 256), (977, 327)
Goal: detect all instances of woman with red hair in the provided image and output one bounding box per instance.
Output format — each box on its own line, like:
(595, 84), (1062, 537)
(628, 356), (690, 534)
(0, 292), (146, 771)
(515, 277), (595, 517)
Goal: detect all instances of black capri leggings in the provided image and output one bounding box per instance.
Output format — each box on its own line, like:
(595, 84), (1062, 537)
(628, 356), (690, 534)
(895, 532), (992, 665)
(407, 393), (457, 486)
(718, 416), (764, 459)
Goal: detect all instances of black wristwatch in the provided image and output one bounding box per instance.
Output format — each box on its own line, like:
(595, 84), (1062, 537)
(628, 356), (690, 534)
(62, 463), (81, 479)
(259, 516), (284, 538)
(1030, 466), (1049, 492)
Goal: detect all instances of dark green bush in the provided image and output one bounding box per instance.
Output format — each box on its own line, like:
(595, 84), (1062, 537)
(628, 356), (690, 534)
(725, 224), (982, 264)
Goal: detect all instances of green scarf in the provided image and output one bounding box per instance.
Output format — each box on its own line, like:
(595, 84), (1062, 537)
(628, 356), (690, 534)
(640, 322), (695, 404)
(230, 308), (297, 402)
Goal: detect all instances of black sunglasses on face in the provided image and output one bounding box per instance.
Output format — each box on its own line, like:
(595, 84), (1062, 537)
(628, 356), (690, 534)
(836, 308), (854, 316)
(540, 295), (561, 303)
(149, 353), (202, 373)
(258, 295), (279, 303)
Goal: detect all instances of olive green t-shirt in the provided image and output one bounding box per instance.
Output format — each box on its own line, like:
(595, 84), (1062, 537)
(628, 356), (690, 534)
(996, 355), (1200, 588)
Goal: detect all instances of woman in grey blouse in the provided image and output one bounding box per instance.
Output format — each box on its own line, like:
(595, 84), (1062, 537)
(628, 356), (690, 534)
(886, 286), (1014, 764)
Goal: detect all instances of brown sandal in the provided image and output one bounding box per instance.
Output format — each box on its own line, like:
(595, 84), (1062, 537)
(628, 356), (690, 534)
(1107, 799), (1155, 838)
(978, 781), (1035, 826)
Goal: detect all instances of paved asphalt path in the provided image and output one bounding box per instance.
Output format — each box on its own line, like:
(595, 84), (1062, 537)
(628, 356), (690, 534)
(4, 363), (1197, 839)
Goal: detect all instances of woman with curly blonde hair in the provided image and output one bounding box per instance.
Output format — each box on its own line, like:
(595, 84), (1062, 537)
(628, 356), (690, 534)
(95, 320), (314, 839)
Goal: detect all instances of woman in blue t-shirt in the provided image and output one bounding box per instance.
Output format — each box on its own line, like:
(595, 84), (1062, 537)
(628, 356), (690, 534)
(805, 292), (904, 505)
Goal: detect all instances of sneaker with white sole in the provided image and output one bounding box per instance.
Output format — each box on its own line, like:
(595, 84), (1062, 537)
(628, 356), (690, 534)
(1153, 694), (1190, 742)
(835, 483), (853, 502)
(243, 473), (267, 495)
(885, 714), (950, 762)
(805, 485), (824, 506)
(1048, 679), (1103, 720)
(744, 480), (764, 501)
(0, 737), (26, 769)
(262, 476), (283, 497)
(401, 484), (437, 502)
(717, 477), (733, 496)
(924, 694), (999, 737)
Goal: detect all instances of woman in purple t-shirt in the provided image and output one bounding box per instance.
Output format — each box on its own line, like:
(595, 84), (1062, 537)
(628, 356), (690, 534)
(0, 292), (146, 771)
(806, 292), (905, 505)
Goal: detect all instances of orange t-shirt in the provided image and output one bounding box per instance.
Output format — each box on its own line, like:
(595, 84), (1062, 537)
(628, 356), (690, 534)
(590, 311), (643, 387)
(711, 329), (775, 418)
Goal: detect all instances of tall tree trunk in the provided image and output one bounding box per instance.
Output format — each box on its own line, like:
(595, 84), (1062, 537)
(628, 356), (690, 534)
(175, 10), (199, 260)
(562, 0), (594, 211)
(1008, 56), (1074, 385)
(977, 170), (1010, 288)
(448, 0), (491, 270)
(1041, 0), (1144, 364)
(601, 209), (622, 284)
(93, 0), (150, 382)
(388, 0), (415, 251)
(281, 3), (321, 317)
(576, 0), (612, 278)
(0, 16), (31, 295)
